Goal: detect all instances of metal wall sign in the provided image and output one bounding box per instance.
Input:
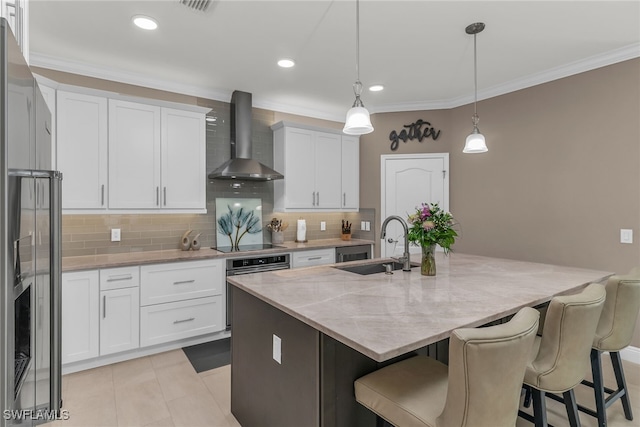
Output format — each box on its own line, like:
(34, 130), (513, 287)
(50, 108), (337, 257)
(389, 119), (442, 151)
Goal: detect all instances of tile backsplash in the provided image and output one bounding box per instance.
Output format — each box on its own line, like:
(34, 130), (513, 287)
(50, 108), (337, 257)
(61, 209), (375, 257)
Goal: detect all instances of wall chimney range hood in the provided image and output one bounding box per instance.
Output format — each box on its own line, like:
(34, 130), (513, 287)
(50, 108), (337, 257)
(208, 90), (284, 181)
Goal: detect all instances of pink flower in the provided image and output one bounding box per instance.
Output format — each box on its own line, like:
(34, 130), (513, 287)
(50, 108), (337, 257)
(423, 221), (435, 230)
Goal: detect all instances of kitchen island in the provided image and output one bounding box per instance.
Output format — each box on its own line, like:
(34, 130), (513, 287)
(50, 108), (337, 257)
(228, 253), (612, 427)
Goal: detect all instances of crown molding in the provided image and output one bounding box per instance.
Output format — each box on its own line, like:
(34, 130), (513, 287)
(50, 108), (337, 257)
(30, 42), (640, 118)
(376, 42), (640, 113)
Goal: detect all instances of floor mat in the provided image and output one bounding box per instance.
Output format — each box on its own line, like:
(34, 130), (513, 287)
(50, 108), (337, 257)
(183, 338), (230, 373)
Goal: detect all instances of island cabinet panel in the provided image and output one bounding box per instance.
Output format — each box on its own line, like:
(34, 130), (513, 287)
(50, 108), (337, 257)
(231, 287), (320, 427)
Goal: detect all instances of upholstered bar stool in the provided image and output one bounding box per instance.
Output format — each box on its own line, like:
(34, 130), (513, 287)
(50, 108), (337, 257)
(354, 307), (539, 427)
(580, 269), (640, 427)
(520, 283), (606, 427)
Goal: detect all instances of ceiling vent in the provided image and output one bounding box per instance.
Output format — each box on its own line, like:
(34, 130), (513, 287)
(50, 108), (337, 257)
(179, 0), (212, 12)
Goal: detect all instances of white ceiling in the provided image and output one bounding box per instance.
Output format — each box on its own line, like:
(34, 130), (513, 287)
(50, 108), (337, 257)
(29, 0), (640, 121)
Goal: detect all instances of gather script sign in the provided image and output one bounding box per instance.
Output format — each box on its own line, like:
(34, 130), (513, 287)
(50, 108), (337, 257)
(389, 119), (441, 151)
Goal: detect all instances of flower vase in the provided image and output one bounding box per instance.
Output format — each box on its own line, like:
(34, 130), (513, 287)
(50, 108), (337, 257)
(421, 244), (437, 276)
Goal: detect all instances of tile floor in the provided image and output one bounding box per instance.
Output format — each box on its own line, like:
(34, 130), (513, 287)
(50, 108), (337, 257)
(47, 349), (239, 427)
(47, 349), (638, 427)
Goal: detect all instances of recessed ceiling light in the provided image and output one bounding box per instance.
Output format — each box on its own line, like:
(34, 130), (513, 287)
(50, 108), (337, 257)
(132, 15), (158, 30)
(369, 84), (384, 92)
(277, 59), (295, 68)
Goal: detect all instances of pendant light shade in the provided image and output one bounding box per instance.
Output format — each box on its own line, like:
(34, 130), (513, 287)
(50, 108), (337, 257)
(343, 0), (373, 135)
(463, 22), (487, 154)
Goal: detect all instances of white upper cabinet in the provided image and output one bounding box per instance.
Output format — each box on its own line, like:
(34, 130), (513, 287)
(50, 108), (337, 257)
(57, 91), (108, 210)
(272, 122), (359, 212)
(2, 0), (28, 60)
(341, 135), (359, 210)
(314, 132), (342, 209)
(55, 86), (208, 213)
(36, 82), (56, 169)
(108, 100), (161, 209)
(160, 108), (206, 209)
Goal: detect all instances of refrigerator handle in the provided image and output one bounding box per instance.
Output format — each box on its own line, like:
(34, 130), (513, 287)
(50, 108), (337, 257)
(50, 172), (63, 412)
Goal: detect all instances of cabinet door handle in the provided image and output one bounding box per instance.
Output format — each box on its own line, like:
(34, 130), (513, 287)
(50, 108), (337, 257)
(173, 317), (195, 324)
(317, 192), (320, 206)
(101, 184), (105, 206)
(307, 256), (322, 261)
(106, 274), (133, 282)
(173, 280), (195, 285)
(103, 295), (106, 318)
(164, 187), (167, 206)
(312, 192), (316, 206)
(156, 187), (159, 206)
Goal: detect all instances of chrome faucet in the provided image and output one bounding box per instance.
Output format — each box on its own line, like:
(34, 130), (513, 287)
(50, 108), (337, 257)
(380, 215), (412, 272)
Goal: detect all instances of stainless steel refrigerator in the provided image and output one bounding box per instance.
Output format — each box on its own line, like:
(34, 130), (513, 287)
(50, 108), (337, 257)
(1, 18), (62, 427)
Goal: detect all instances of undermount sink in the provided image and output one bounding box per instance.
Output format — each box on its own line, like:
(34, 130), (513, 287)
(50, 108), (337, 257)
(334, 260), (418, 275)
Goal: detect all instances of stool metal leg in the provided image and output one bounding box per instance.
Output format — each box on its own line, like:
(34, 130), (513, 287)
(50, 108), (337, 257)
(590, 349), (607, 427)
(563, 389), (581, 427)
(610, 351), (633, 421)
(532, 389), (548, 427)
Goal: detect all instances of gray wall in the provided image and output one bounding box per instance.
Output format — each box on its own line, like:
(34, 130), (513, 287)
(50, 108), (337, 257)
(360, 58), (640, 346)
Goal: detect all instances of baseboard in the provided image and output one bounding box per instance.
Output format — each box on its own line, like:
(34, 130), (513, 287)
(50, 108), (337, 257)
(62, 330), (230, 375)
(620, 346), (640, 365)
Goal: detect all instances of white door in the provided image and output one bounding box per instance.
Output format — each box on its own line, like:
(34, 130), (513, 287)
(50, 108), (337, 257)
(381, 154), (449, 257)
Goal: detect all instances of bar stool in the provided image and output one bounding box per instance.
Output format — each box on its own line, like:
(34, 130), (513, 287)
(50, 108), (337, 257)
(520, 283), (606, 427)
(354, 307), (539, 427)
(581, 270), (640, 427)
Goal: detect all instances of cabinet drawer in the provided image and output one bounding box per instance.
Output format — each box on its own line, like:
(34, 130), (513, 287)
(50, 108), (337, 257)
(291, 248), (335, 268)
(100, 266), (140, 290)
(140, 259), (223, 306)
(140, 296), (224, 347)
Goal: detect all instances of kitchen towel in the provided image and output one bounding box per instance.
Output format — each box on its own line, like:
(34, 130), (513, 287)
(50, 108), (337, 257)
(296, 219), (307, 242)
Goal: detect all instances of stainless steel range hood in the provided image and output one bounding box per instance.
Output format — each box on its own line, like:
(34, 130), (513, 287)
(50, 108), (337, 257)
(208, 91), (284, 181)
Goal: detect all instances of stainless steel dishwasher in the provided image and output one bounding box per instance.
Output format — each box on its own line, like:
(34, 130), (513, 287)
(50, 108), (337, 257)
(335, 244), (372, 263)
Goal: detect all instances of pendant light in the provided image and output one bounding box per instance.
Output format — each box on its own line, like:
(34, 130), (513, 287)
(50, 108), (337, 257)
(343, 0), (374, 135)
(463, 22), (488, 153)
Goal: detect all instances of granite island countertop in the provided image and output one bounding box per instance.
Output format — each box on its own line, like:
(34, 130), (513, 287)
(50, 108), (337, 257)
(62, 238), (374, 272)
(227, 252), (613, 362)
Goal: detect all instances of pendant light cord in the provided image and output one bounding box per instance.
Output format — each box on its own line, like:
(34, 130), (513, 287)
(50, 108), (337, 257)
(356, 0), (360, 84)
(473, 32), (478, 117)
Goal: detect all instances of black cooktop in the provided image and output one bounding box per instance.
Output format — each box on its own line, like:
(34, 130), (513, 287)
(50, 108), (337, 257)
(212, 243), (284, 253)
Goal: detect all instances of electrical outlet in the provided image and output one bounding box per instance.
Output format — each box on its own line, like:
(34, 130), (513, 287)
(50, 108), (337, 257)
(361, 221), (366, 231)
(620, 229), (633, 244)
(365, 221), (371, 231)
(320, 221), (326, 231)
(273, 334), (282, 364)
(111, 228), (121, 242)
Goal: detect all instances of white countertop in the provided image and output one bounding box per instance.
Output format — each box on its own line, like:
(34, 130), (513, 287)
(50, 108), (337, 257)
(227, 252), (612, 362)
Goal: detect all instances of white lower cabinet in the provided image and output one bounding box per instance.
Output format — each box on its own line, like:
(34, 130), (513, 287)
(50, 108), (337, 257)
(139, 259), (225, 347)
(62, 259), (224, 367)
(291, 248), (336, 268)
(62, 270), (100, 364)
(99, 266), (140, 356)
(140, 296), (223, 347)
